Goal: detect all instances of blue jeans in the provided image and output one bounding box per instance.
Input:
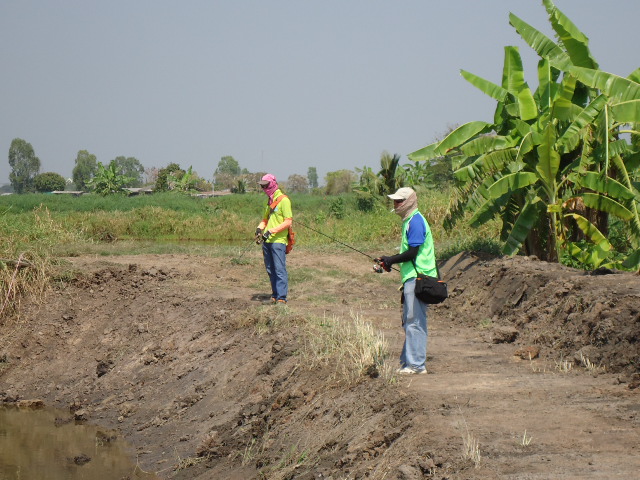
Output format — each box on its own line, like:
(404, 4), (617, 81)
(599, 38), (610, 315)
(400, 278), (428, 370)
(262, 242), (288, 301)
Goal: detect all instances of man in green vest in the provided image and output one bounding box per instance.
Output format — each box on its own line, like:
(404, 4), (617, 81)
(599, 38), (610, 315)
(376, 187), (436, 374)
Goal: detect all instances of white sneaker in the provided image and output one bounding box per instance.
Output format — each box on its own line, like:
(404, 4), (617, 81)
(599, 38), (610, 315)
(396, 366), (427, 375)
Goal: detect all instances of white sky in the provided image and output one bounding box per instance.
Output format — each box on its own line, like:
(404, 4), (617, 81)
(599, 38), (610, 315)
(1, 1), (638, 185)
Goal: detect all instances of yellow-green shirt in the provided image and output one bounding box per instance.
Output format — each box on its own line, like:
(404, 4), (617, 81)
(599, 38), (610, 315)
(262, 189), (293, 245)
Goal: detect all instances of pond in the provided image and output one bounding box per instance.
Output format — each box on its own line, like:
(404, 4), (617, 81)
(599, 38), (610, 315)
(0, 406), (159, 479)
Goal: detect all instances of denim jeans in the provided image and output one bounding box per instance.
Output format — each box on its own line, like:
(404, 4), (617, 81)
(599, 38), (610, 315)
(400, 277), (428, 370)
(262, 242), (288, 301)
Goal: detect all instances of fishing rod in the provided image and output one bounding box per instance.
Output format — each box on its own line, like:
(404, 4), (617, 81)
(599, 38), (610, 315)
(231, 237), (258, 264)
(293, 219), (399, 273)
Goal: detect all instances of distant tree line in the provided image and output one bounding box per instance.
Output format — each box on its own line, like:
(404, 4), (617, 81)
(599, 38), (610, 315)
(5, 136), (445, 199)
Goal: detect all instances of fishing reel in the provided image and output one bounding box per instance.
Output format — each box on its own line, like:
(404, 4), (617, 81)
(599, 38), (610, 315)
(373, 258), (390, 273)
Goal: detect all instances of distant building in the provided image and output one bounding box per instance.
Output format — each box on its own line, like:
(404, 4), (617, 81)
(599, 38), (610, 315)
(52, 191), (85, 197)
(124, 187), (154, 195)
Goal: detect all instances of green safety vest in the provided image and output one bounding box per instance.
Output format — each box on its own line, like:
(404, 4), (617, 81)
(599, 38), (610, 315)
(399, 210), (437, 284)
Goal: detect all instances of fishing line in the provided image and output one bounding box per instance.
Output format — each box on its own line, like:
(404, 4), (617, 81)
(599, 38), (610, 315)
(293, 219), (400, 272)
(231, 238), (258, 264)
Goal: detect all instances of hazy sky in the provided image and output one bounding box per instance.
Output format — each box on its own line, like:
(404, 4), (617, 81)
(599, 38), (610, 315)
(1, 1), (638, 186)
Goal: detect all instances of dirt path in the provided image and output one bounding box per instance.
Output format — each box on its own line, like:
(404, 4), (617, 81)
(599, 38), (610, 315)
(404, 324), (640, 479)
(1, 250), (638, 479)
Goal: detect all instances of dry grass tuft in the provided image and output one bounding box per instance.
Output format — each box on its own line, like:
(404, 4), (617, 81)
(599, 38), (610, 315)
(0, 252), (50, 322)
(301, 310), (392, 385)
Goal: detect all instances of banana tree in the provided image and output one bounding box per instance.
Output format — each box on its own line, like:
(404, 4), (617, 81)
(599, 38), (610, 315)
(168, 166), (198, 193)
(88, 161), (133, 196)
(409, 0), (640, 269)
(378, 152), (404, 195)
(403, 160), (434, 189)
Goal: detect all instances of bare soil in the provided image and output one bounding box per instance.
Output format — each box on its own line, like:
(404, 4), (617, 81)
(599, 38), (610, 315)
(1, 249), (639, 479)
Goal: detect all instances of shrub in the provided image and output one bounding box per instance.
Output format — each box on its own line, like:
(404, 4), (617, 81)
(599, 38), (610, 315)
(33, 172), (66, 193)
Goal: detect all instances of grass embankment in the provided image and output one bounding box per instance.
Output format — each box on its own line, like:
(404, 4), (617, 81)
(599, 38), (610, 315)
(0, 188), (500, 319)
(1, 189), (500, 252)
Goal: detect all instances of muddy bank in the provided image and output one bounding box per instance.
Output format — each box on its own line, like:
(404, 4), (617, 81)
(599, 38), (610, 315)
(1, 251), (639, 479)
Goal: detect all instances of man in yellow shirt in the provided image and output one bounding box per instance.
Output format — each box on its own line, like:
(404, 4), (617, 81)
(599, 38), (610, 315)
(256, 174), (293, 305)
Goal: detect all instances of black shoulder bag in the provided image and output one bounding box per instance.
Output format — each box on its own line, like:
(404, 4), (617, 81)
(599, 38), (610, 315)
(411, 260), (448, 304)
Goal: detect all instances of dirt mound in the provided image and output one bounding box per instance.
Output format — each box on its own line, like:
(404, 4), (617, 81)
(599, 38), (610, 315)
(440, 253), (640, 375)
(1, 252), (639, 479)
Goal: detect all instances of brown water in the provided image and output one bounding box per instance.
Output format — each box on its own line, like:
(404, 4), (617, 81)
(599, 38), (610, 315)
(0, 406), (159, 479)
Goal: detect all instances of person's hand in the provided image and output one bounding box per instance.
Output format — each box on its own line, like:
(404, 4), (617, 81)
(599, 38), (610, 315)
(375, 256), (392, 272)
(262, 230), (272, 242)
(255, 228), (263, 244)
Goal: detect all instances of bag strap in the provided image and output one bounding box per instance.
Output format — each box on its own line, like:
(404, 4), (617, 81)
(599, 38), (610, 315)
(411, 258), (441, 280)
(268, 194), (287, 211)
(266, 194), (288, 221)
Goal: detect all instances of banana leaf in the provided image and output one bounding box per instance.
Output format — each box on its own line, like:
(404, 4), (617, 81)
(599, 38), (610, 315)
(543, 0), (599, 69)
(487, 171), (538, 198)
(536, 123), (560, 192)
(565, 242), (609, 269)
(460, 135), (516, 156)
(505, 103), (520, 118)
(629, 68), (640, 84)
(499, 196), (523, 242)
(621, 249), (640, 270)
(460, 70), (508, 102)
(580, 193), (633, 220)
(553, 74), (579, 121)
(518, 88), (538, 121)
(570, 67), (640, 103)
(469, 189), (512, 227)
(499, 47), (538, 121)
(502, 47), (528, 93)
(535, 58), (553, 112)
(407, 142), (438, 162)
(515, 132), (534, 164)
(576, 172), (636, 201)
(436, 121), (492, 155)
(610, 100), (640, 123)
(450, 154), (471, 171)
(556, 94), (607, 153)
(513, 119), (533, 137)
(509, 13), (572, 71)
(606, 139), (632, 159)
(453, 148), (517, 183)
(502, 196), (542, 256)
(564, 213), (612, 251)
(610, 155), (640, 247)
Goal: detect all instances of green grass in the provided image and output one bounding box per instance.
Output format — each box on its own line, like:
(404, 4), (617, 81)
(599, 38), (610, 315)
(0, 189), (501, 319)
(0, 188), (501, 252)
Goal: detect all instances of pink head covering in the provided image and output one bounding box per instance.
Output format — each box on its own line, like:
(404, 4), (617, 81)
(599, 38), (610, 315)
(258, 174), (279, 202)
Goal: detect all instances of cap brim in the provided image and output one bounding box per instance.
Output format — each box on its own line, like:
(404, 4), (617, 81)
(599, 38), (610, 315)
(387, 194), (403, 200)
(258, 181), (269, 186)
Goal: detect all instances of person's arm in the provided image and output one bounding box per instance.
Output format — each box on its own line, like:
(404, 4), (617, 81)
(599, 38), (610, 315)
(267, 217), (292, 234)
(380, 245), (420, 266)
(378, 246), (419, 268)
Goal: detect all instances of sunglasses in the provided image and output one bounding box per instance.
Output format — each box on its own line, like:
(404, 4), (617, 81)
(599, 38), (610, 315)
(260, 184), (268, 189)
(393, 198), (405, 204)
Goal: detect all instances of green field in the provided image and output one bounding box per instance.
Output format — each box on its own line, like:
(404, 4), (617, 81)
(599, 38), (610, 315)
(0, 189), (501, 317)
(0, 189), (500, 257)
